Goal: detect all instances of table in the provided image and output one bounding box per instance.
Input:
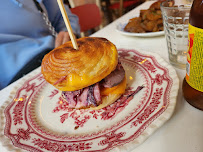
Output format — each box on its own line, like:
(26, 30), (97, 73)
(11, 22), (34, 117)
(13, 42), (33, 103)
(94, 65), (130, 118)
(0, 1), (202, 152)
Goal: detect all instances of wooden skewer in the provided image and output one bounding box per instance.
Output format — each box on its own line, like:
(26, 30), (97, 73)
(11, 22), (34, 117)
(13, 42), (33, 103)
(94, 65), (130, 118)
(57, 0), (78, 50)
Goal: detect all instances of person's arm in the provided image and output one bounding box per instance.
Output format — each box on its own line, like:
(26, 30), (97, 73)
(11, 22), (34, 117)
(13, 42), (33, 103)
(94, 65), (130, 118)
(55, 31), (72, 48)
(43, 0), (80, 47)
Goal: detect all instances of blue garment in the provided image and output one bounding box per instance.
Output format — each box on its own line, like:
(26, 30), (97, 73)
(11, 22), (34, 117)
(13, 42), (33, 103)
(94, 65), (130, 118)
(0, 0), (80, 89)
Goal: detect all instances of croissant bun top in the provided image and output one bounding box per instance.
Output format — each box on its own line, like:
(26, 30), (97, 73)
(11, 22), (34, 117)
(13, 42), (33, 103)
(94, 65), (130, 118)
(41, 37), (118, 91)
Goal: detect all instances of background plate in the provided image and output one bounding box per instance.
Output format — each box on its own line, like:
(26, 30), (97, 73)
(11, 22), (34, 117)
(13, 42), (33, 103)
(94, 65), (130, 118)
(116, 23), (165, 37)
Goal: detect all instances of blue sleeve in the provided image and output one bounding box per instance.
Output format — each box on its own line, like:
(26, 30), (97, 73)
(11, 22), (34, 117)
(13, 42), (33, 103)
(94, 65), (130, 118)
(43, 0), (80, 36)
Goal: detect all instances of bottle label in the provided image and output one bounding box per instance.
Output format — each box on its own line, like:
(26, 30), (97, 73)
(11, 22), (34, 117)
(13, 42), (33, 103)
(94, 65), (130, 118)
(186, 24), (203, 92)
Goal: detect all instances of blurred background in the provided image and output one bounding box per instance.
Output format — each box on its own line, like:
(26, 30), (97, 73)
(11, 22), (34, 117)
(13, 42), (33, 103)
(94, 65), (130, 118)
(64, 0), (144, 36)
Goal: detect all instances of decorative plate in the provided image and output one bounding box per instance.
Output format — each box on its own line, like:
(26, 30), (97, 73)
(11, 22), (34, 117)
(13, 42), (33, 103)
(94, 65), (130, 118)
(116, 23), (165, 37)
(1, 49), (179, 152)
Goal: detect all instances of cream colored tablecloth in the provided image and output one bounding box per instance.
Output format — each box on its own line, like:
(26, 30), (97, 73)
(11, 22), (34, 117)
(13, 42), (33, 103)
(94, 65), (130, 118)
(0, 1), (202, 152)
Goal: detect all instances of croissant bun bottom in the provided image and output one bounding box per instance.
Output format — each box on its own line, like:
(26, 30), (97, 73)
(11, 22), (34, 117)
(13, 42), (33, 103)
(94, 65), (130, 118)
(41, 37), (118, 91)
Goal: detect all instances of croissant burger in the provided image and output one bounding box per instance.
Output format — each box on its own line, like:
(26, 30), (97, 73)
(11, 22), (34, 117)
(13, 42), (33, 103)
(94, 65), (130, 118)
(41, 37), (126, 109)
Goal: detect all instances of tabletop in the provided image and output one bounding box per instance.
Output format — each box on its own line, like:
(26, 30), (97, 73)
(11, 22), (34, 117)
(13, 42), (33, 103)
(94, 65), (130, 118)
(0, 1), (202, 152)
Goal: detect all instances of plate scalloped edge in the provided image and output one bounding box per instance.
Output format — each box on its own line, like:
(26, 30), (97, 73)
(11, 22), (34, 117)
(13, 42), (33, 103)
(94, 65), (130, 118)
(0, 68), (40, 152)
(0, 49), (180, 152)
(110, 49), (180, 152)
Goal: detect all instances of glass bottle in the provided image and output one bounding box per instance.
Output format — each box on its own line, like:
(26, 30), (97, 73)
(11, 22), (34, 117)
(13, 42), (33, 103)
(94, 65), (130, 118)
(182, 0), (203, 110)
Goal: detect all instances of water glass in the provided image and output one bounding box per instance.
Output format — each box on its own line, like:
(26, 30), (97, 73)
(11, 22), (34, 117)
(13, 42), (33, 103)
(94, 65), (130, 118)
(161, 1), (191, 69)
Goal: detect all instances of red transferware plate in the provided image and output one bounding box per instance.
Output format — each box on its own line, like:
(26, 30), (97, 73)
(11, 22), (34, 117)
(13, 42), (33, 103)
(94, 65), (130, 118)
(0, 48), (179, 152)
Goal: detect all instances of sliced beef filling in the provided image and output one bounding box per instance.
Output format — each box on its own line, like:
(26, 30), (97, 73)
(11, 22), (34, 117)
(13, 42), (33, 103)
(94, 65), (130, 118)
(101, 62), (125, 88)
(62, 83), (101, 108)
(61, 89), (82, 108)
(62, 63), (125, 108)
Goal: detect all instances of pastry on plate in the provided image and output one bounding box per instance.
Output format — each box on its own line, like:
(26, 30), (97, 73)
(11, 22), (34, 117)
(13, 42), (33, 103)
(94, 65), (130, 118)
(41, 37), (126, 109)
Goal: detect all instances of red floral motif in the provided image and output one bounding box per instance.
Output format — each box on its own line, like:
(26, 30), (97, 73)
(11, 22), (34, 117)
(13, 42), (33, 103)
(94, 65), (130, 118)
(89, 110), (102, 119)
(142, 60), (156, 73)
(32, 138), (92, 152)
(37, 75), (45, 81)
(60, 110), (92, 127)
(75, 115), (91, 127)
(53, 97), (73, 113)
(24, 82), (36, 92)
(118, 50), (131, 58)
(99, 131), (126, 146)
(102, 86), (144, 120)
(131, 55), (156, 73)
(131, 55), (146, 63)
(12, 95), (26, 125)
(131, 87), (163, 127)
(101, 96), (129, 120)
(49, 89), (59, 99)
(53, 86), (144, 128)
(60, 113), (69, 123)
(17, 128), (31, 140)
(58, 109), (94, 127)
(154, 74), (163, 85)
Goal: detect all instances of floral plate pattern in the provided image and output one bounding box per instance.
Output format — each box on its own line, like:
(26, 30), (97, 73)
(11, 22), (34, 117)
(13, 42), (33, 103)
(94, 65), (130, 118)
(1, 49), (179, 152)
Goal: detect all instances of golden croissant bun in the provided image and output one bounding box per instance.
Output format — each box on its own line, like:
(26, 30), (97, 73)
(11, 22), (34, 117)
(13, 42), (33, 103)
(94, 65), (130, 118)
(41, 37), (118, 91)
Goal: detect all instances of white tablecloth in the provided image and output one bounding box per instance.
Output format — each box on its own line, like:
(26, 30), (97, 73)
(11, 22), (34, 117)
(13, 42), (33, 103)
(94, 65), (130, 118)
(0, 1), (202, 152)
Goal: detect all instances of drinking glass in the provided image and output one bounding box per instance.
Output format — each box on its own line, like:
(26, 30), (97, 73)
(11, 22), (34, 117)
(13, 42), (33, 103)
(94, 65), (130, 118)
(161, 1), (191, 69)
